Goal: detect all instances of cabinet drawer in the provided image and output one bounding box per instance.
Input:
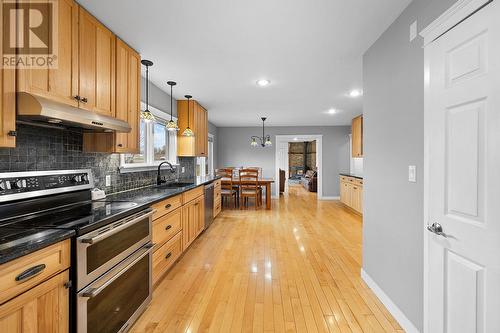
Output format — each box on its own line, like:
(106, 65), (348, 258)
(152, 231), (183, 285)
(182, 186), (204, 204)
(214, 199), (222, 218)
(0, 240), (70, 304)
(353, 178), (363, 186)
(152, 195), (182, 220)
(340, 176), (349, 183)
(152, 208), (182, 250)
(214, 179), (221, 189)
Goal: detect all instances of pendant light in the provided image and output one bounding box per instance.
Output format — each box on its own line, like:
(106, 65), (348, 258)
(182, 95), (195, 137)
(250, 117), (272, 147)
(166, 81), (178, 131)
(140, 60), (156, 122)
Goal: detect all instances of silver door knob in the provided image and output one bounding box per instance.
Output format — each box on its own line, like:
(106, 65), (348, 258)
(427, 222), (447, 238)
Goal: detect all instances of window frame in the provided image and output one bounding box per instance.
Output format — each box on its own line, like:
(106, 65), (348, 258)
(119, 103), (179, 173)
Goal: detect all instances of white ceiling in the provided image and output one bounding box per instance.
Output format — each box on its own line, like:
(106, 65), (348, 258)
(78, 0), (411, 127)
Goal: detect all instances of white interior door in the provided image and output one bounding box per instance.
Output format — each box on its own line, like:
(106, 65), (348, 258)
(425, 2), (500, 332)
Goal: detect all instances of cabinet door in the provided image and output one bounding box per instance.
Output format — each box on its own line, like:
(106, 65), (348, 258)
(182, 202), (194, 251)
(196, 197), (205, 237)
(0, 271), (69, 333)
(114, 39), (140, 153)
(0, 1), (16, 148)
(351, 185), (361, 213)
(351, 115), (363, 157)
(17, 0), (79, 107)
(79, 8), (115, 116)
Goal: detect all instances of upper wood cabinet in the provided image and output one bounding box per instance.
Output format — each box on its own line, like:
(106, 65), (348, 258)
(83, 39), (141, 153)
(17, 0), (79, 107)
(0, 0), (16, 148)
(177, 100), (208, 157)
(78, 8), (115, 116)
(352, 115), (363, 157)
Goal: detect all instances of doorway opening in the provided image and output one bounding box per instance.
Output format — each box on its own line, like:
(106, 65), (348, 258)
(275, 135), (323, 199)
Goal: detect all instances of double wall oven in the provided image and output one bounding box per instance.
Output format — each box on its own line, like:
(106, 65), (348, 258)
(0, 170), (154, 333)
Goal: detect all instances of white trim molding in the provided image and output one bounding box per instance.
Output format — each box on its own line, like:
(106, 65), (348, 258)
(420, 0), (491, 46)
(361, 269), (420, 333)
(320, 196), (340, 201)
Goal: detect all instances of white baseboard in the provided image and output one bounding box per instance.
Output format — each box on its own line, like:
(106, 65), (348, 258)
(319, 196), (340, 201)
(361, 269), (420, 333)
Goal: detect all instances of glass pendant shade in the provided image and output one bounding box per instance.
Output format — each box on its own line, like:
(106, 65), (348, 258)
(141, 60), (156, 123)
(264, 135), (272, 146)
(166, 120), (178, 131)
(182, 127), (194, 137)
(251, 138), (258, 147)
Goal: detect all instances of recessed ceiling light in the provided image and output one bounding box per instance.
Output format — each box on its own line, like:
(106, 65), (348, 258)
(349, 89), (363, 98)
(256, 79), (271, 87)
(327, 108), (337, 114)
(293, 137), (298, 141)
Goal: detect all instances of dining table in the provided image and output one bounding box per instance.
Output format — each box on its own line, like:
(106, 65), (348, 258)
(221, 178), (275, 210)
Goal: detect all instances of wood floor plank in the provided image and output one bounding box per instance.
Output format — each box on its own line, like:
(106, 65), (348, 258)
(130, 185), (402, 333)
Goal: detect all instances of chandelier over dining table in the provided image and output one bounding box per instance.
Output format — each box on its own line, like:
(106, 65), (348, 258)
(250, 117), (272, 147)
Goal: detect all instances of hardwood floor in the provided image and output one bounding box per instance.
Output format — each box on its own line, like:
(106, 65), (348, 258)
(131, 185), (403, 333)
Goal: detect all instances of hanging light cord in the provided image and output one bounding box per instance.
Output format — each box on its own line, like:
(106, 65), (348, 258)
(145, 65), (149, 110)
(170, 85), (173, 121)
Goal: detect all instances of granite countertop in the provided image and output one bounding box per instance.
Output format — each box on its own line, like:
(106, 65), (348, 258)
(104, 175), (222, 207)
(0, 175), (221, 265)
(339, 173), (363, 180)
(0, 228), (75, 265)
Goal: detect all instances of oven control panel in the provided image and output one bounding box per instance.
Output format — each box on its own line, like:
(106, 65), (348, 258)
(0, 170), (93, 199)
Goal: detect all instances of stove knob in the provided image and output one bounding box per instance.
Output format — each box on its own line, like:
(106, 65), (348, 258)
(71, 175), (82, 183)
(0, 181), (5, 190)
(81, 174), (88, 182)
(12, 180), (23, 189)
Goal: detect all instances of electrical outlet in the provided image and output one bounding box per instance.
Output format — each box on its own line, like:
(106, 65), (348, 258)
(181, 167), (185, 173)
(410, 21), (418, 42)
(408, 165), (417, 183)
(105, 175), (111, 187)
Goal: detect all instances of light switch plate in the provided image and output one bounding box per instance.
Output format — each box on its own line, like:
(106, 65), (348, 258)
(105, 175), (111, 187)
(410, 21), (418, 42)
(408, 165), (417, 183)
(181, 167), (185, 173)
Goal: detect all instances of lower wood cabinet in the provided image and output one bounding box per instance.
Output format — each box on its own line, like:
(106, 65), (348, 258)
(0, 270), (69, 333)
(182, 195), (205, 251)
(150, 188), (205, 286)
(214, 179), (221, 218)
(340, 176), (363, 214)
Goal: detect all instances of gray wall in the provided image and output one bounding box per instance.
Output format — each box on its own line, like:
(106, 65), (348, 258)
(362, 0), (457, 330)
(217, 126), (350, 197)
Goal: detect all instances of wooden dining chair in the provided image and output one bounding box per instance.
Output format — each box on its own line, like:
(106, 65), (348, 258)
(239, 168), (261, 209)
(246, 167), (263, 205)
(217, 168), (239, 208)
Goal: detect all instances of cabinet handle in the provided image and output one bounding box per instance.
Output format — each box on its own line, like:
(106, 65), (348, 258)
(15, 264), (46, 282)
(81, 97), (88, 103)
(165, 204), (172, 209)
(165, 225), (172, 230)
(117, 144), (123, 148)
(74, 95), (81, 101)
(165, 252), (172, 259)
(7, 131), (17, 137)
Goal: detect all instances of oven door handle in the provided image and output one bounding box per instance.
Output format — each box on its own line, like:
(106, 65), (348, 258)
(80, 243), (154, 299)
(80, 210), (153, 245)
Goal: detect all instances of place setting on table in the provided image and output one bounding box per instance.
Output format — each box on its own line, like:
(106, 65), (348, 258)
(215, 167), (274, 210)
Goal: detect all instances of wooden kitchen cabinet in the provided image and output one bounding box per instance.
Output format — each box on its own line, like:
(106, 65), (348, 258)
(339, 176), (363, 215)
(78, 8), (116, 117)
(214, 179), (222, 218)
(83, 39), (141, 153)
(0, 0), (16, 148)
(177, 100), (208, 157)
(17, 0), (79, 108)
(352, 115), (363, 157)
(182, 195), (205, 251)
(0, 270), (69, 333)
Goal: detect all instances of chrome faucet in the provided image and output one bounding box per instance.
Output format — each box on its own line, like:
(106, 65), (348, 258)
(157, 161), (176, 185)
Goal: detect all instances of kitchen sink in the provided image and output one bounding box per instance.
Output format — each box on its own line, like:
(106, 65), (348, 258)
(158, 182), (195, 189)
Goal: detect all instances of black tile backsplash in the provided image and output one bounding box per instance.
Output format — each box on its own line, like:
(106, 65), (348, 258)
(0, 124), (195, 194)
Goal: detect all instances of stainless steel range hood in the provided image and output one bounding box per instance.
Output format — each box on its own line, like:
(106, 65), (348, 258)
(16, 92), (132, 133)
